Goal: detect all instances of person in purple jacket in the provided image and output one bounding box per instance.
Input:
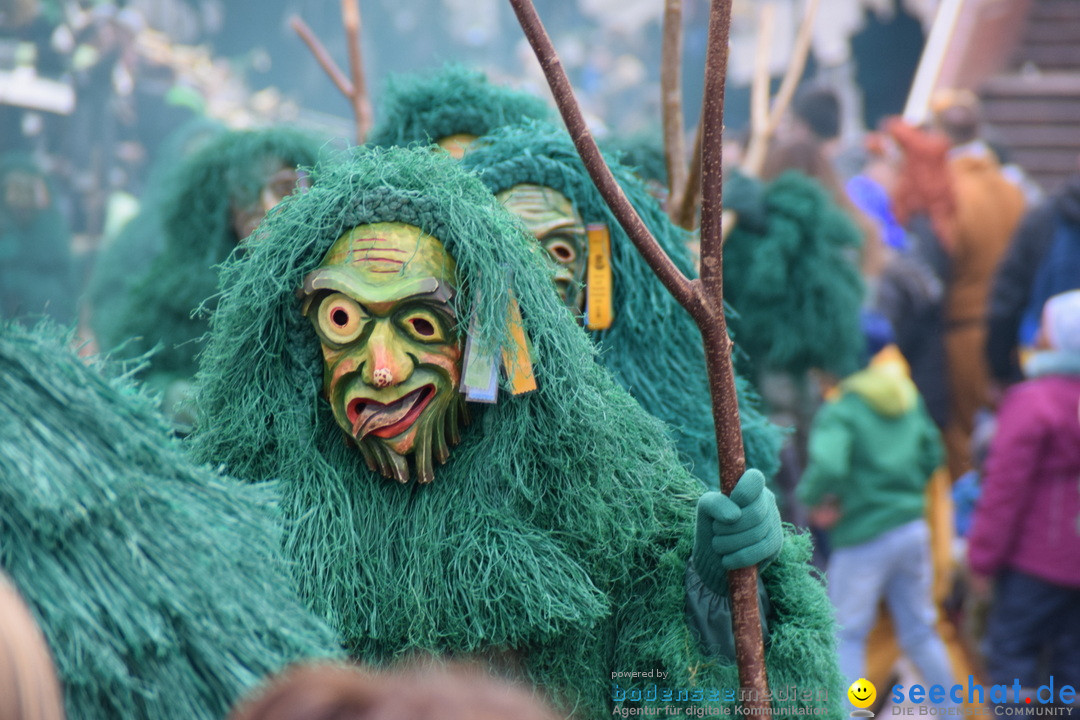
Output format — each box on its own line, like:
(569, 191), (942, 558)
(967, 289), (1080, 701)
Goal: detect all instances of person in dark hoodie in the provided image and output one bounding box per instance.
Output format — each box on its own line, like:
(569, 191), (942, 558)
(986, 161), (1080, 391)
(797, 311), (954, 696)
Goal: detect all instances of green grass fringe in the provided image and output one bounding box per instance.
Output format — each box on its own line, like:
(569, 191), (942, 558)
(0, 321), (343, 720)
(601, 130), (668, 187)
(188, 147), (842, 719)
(460, 121), (783, 487)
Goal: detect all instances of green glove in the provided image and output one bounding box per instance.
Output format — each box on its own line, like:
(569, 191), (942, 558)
(692, 468), (783, 595)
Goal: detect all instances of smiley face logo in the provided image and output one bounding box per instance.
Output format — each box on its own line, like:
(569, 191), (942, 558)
(847, 678), (877, 709)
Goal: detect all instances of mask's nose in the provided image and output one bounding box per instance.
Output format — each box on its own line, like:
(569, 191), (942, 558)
(362, 321), (413, 389)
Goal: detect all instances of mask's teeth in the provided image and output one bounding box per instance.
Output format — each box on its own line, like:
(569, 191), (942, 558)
(447, 397), (465, 446)
(357, 441), (379, 475)
(415, 428), (435, 484)
(388, 452), (409, 484)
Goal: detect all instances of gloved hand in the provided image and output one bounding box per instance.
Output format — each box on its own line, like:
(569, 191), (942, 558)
(692, 468), (783, 596)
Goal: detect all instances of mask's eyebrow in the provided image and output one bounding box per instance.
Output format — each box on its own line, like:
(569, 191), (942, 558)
(298, 269), (453, 315)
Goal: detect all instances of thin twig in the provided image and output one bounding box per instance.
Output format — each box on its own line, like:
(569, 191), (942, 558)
(290, 16), (353, 99)
(507, 0), (696, 310)
(765, 0), (820, 137)
(341, 0), (374, 144)
(741, 0), (821, 176)
(750, 3), (776, 139)
(661, 0), (688, 220)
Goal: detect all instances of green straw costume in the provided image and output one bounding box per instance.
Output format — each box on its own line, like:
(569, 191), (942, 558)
(0, 322), (342, 720)
(188, 147), (842, 719)
(87, 117), (226, 353)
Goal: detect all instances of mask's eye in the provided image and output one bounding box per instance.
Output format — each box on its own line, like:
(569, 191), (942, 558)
(315, 292), (366, 344)
(544, 237), (578, 265)
(399, 309), (447, 343)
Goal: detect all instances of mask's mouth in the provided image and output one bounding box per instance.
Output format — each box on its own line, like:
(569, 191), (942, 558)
(347, 385), (436, 440)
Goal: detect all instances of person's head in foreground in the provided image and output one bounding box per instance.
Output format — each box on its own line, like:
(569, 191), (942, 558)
(0, 573), (65, 720)
(229, 661), (563, 720)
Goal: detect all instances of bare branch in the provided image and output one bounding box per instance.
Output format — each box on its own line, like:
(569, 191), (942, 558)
(289, 16), (353, 99)
(509, 0), (772, 709)
(697, 0), (771, 711)
(508, 0), (696, 309)
(661, 0), (688, 220)
(341, 0), (374, 144)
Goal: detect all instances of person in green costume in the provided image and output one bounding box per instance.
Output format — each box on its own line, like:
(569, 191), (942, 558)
(460, 121), (781, 487)
(0, 321), (342, 720)
(721, 170), (866, 387)
(111, 126), (325, 429)
(188, 146), (843, 719)
(367, 64), (552, 158)
(0, 153), (77, 324)
(86, 116), (225, 353)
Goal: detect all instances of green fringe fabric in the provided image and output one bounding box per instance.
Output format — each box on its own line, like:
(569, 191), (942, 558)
(111, 126), (326, 380)
(722, 169), (866, 380)
(87, 117), (226, 353)
(0, 153), (77, 324)
(460, 121), (782, 487)
(188, 146), (843, 719)
(367, 64), (552, 149)
(0, 321), (342, 720)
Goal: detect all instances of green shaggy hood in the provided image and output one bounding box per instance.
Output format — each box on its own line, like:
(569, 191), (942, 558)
(723, 169), (866, 380)
(367, 64), (552, 148)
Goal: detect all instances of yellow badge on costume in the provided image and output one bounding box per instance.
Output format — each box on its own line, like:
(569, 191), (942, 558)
(502, 293), (537, 395)
(585, 223), (613, 330)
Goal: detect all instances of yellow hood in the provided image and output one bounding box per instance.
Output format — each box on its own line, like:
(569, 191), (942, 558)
(839, 347), (918, 417)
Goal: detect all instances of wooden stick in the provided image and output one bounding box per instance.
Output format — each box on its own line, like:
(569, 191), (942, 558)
(289, 16), (354, 99)
(341, 0), (374, 144)
(697, 3), (769, 709)
(661, 0), (688, 221)
(508, 0), (771, 710)
(764, 0), (820, 138)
